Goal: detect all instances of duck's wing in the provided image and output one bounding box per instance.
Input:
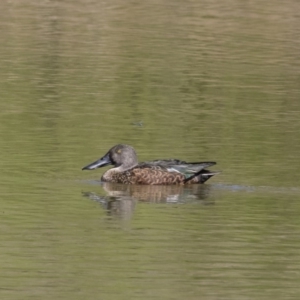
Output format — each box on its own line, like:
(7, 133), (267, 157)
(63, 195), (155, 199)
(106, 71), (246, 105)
(139, 160), (216, 174)
(139, 159), (185, 167)
(166, 161), (216, 174)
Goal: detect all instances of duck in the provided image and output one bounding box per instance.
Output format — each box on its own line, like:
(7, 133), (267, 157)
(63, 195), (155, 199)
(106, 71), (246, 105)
(82, 144), (219, 185)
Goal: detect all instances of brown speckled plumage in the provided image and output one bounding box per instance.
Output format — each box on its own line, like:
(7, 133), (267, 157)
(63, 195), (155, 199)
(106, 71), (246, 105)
(103, 167), (186, 184)
(82, 144), (219, 185)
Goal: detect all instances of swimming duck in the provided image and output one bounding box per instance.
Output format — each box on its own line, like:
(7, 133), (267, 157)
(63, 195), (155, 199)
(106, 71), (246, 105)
(82, 144), (218, 185)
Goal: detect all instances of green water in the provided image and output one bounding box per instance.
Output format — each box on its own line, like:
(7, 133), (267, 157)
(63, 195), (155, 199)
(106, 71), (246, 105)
(1, 1), (300, 299)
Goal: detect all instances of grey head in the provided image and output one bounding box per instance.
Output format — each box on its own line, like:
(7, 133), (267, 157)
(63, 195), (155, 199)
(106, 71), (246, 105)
(82, 144), (138, 172)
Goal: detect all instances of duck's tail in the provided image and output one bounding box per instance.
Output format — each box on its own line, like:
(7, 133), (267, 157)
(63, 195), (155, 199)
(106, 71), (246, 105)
(184, 170), (220, 184)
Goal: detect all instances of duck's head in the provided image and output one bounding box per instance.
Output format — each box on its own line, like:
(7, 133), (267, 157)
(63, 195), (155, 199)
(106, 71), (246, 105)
(82, 144), (138, 171)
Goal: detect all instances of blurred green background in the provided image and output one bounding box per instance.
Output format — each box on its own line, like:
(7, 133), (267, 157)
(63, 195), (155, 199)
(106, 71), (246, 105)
(0, 1), (300, 299)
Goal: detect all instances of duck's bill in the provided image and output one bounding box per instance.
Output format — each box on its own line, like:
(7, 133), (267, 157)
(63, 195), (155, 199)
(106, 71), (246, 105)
(82, 154), (111, 170)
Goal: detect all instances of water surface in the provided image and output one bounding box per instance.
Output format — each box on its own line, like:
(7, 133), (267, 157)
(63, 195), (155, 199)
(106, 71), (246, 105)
(1, 1), (300, 299)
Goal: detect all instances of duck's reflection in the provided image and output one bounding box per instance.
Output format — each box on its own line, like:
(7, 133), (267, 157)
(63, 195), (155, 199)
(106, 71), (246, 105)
(82, 182), (214, 218)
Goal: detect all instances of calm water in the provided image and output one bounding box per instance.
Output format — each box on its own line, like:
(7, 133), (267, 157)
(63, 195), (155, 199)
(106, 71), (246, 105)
(1, 1), (300, 299)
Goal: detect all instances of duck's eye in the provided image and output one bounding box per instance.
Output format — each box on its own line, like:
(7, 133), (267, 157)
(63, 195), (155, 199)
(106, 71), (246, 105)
(117, 149), (122, 154)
